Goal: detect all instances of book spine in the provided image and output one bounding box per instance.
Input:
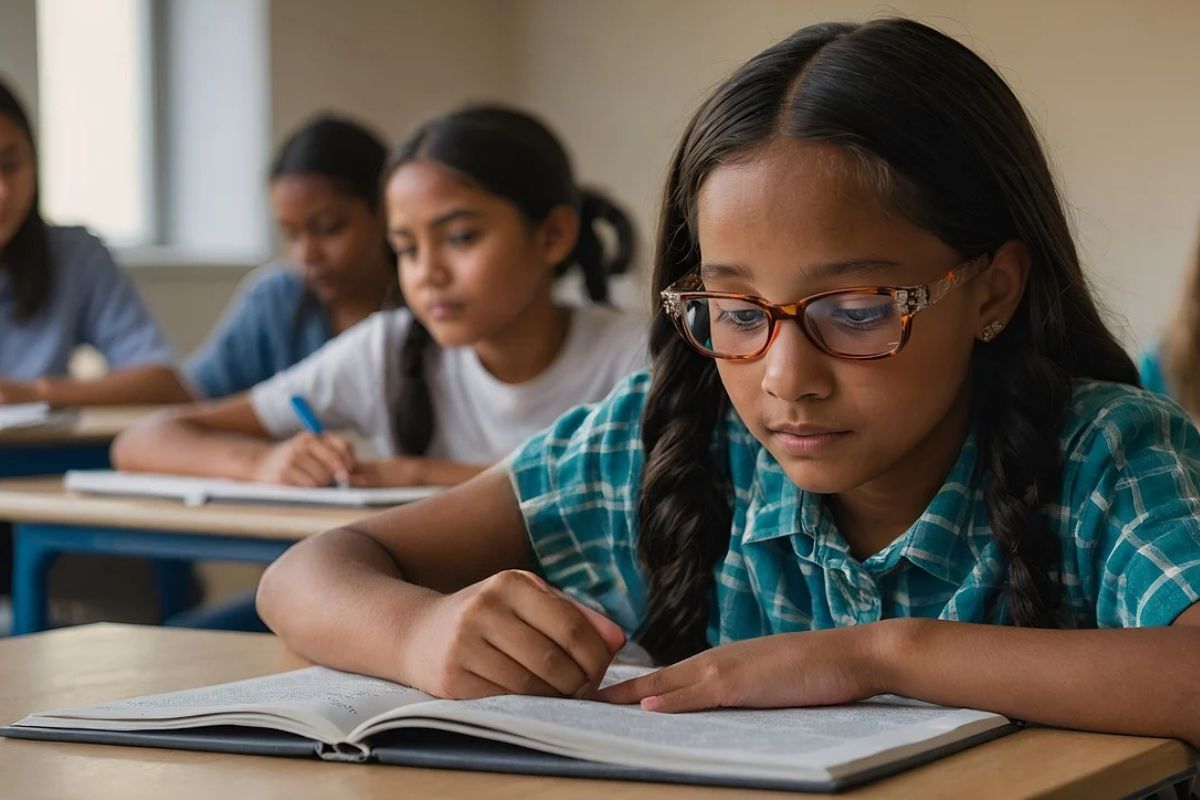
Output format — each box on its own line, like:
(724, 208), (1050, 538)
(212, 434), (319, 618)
(315, 742), (372, 763)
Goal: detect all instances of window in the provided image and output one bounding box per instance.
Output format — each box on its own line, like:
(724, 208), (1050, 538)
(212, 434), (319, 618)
(36, 0), (155, 247)
(35, 0), (270, 261)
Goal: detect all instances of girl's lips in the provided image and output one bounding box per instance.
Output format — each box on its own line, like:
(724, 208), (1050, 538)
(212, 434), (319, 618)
(426, 302), (464, 321)
(770, 427), (850, 457)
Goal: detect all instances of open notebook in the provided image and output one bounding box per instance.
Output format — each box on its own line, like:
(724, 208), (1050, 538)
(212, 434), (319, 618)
(2, 665), (1014, 792)
(64, 470), (439, 508)
(0, 402), (79, 432)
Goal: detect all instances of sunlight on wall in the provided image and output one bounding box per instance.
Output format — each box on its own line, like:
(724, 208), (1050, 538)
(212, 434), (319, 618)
(36, 0), (152, 246)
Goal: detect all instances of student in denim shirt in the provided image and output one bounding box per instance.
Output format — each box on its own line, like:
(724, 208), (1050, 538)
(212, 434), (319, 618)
(0, 78), (186, 406)
(185, 116), (397, 399)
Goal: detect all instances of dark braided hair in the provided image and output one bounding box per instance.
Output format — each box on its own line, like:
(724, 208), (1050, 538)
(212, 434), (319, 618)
(0, 76), (51, 322)
(386, 105), (635, 455)
(269, 114), (396, 339)
(637, 18), (1138, 662)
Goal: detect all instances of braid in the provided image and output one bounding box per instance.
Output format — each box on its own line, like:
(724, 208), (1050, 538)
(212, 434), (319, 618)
(975, 321), (1069, 627)
(636, 313), (732, 663)
(565, 189), (635, 303)
(394, 318), (436, 455)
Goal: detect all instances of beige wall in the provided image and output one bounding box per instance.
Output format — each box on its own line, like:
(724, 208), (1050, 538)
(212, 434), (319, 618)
(509, 0), (1200, 348)
(31, 0), (1200, 358)
(270, 0), (519, 152)
(0, 0), (39, 118)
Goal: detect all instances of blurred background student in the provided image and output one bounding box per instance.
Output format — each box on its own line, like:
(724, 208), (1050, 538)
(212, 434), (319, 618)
(1141, 221), (1200, 418)
(114, 105), (647, 490)
(185, 115), (397, 399)
(0, 77), (188, 407)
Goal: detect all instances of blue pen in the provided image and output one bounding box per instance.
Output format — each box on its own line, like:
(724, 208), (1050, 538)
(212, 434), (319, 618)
(289, 395), (348, 487)
(289, 395), (325, 435)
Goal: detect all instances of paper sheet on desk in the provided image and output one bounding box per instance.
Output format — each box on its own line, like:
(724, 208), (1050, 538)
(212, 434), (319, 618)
(63, 470), (439, 507)
(0, 403), (79, 432)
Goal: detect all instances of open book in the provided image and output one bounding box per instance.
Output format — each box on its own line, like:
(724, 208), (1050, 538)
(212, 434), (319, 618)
(64, 469), (439, 508)
(0, 402), (79, 432)
(2, 665), (1013, 792)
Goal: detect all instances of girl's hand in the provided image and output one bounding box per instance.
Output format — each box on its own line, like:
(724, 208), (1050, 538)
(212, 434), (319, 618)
(348, 457), (426, 487)
(253, 432), (356, 486)
(598, 627), (888, 713)
(349, 457), (489, 487)
(0, 379), (41, 405)
(400, 569), (626, 700)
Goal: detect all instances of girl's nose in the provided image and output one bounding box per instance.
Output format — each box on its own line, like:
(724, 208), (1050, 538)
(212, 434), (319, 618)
(293, 234), (320, 267)
(412, 248), (451, 288)
(760, 320), (835, 402)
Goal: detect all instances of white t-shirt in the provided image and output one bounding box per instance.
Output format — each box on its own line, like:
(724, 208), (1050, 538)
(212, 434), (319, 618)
(250, 305), (648, 461)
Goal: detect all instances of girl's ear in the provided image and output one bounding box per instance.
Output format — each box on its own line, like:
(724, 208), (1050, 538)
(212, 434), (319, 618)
(974, 239), (1031, 340)
(534, 205), (580, 270)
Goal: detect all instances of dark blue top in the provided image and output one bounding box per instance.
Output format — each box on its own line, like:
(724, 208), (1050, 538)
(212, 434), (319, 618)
(0, 226), (175, 378)
(184, 265), (333, 399)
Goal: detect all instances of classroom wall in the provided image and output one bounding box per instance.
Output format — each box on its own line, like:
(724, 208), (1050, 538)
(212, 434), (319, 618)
(0, 0), (39, 120)
(10, 0), (1200, 356)
(270, 0), (519, 156)
(508, 0), (1200, 348)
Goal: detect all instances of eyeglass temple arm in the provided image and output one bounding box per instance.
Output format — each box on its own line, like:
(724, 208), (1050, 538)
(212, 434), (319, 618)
(904, 253), (992, 313)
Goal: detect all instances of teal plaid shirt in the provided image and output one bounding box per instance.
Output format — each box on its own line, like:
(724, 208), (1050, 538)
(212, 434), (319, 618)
(507, 372), (1200, 645)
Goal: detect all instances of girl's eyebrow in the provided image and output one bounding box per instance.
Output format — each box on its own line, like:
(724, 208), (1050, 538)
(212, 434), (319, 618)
(700, 258), (902, 283)
(430, 209), (482, 229)
(388, 208), (482, 239)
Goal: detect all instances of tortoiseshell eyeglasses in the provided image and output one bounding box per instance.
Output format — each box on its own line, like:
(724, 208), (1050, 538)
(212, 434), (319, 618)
(660, 253), (992, 361)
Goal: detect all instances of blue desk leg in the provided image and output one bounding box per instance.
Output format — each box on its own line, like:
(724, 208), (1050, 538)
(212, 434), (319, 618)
(10, 523), (294, 636)
(1, 446), (200, 625)
(11, 527), (57, 635)
(151, 559), (196, 620)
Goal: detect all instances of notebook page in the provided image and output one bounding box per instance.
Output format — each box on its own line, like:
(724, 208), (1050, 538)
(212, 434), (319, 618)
(0, 402), (77, 431)
(64, 469), (438, 507)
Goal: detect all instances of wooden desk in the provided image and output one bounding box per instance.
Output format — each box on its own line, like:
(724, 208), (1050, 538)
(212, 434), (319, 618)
(0, 624), (1194, 800)
(0, 405), (163, 478)
(0, 477), (369, 634)
(0, 406), (163, 446)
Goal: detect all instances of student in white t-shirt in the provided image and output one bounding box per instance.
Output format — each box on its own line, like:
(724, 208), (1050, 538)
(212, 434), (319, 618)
(113, 105), (647, 487)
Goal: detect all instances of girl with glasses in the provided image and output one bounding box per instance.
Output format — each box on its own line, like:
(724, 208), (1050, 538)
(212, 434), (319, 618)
(114, 105), (646, 488)
(256, 19), (1200, 749)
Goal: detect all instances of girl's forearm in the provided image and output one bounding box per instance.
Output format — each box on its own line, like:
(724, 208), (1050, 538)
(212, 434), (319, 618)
(374, 457), (490, 487)
(874, 618), (1200, 747)
(257, 527), (442, 684)
(111, 414), (271, 480)
(37, 366), (194, 406)
(418, 459), (489, 486)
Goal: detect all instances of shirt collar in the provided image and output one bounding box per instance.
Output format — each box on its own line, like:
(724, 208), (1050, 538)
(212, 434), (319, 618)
(738, 417), (990, 586)
(860, 431), (990, 585)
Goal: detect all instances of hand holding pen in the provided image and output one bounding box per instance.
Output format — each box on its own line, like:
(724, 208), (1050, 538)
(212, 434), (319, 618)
(249, 396), (357, 487)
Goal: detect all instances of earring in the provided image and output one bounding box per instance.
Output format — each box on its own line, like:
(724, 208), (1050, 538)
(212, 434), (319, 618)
(980, 321), (1004, 342)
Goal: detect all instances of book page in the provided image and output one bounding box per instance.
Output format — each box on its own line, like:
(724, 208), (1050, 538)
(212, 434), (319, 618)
(17, 667), (436, 744)
(377, 672), (1006, 781)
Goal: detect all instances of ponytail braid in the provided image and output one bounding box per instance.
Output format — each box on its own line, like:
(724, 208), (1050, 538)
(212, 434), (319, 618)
(563, 188), (635, 303)
(394, 318), (436, 455)
(974, 311), (1069, 627)
(636, 312), (732, 663)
